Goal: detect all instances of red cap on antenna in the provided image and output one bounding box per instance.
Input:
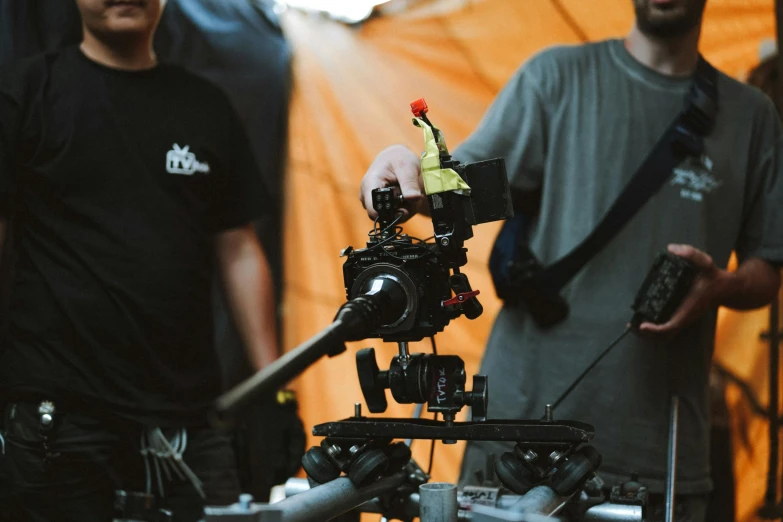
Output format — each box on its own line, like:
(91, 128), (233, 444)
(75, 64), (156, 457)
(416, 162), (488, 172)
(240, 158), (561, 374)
(410, 98), (428, 117)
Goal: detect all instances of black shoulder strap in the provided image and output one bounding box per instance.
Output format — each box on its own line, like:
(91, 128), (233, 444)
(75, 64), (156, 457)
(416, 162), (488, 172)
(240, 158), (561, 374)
(536, 57), (719, 291)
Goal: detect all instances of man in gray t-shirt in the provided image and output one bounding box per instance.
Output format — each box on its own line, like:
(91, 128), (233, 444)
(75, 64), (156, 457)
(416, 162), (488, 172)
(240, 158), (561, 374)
(359, 1), (783, 519)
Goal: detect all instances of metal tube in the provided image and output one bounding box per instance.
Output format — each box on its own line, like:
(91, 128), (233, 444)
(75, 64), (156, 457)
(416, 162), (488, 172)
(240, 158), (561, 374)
(665, 395), (679, 522)
(419, 483), (458, 522)
(470, 505), (559, 522)
(398, 341), (410, 359)
(405, 403), (425, 446)
(283, 478), (311, 498)
(583, 503), (643, 521)
(283, 480), (637, 521)
(508, 485), (568, 515)
(768, 294), (780, 509)
(273, 472), (406, 522)
(288, 480), (567, 519)
(211, 319), (348, 428)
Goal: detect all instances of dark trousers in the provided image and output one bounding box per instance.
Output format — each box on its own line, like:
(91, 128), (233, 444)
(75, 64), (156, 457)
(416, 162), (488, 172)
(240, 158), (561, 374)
(647, 493), (709, 522)
(0, 400), (240, 522)
(705, 424), (735, 522)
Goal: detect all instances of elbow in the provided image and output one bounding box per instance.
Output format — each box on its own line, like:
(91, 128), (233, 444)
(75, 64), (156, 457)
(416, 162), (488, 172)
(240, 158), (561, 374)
(723, 258), (781, 310)
(748, 259), (781, 308)
(764, 267), (782, 304)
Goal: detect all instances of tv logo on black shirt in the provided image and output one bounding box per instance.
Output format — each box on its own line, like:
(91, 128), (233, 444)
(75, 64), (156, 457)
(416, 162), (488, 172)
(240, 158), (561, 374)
(166, 144), (211, 175)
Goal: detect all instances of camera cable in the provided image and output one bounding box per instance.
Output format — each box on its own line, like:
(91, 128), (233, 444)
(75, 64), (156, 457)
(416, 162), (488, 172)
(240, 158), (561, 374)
(404, 336), (440, 476)
(545, 325), (633, 418)
(427, 335), (438, 476)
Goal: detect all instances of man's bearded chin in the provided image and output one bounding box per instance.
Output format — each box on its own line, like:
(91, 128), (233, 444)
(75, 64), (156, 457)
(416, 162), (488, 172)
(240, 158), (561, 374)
(635, 1), (706, 38)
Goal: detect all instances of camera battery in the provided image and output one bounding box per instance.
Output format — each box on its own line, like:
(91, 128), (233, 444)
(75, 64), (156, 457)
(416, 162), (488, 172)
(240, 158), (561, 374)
(631, 251), (697, 325)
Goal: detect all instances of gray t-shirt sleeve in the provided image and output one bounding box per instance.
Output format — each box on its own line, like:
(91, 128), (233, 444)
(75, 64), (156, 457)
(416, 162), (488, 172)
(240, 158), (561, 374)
(453, 60), (548, 192)
(735, 99), (783, 265)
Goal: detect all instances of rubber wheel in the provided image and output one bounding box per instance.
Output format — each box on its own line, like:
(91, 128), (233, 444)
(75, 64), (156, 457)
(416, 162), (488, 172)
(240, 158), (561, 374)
(348, 449), (389, 487)
(302, 446), (340, 484)
(550, 453), (593, 496)
(386, 442), (412, 472)
(494, 452), (537, 495)
(579, 445), (602, 471)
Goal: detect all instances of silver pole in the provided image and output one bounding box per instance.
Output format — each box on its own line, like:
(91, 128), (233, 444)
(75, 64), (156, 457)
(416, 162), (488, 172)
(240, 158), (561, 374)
(272, 472), (406, 522)
(405, 403), (425, 446)
(665, 395), (679, 522)
(419, 483), (458, 522)
(509, 485), (569, 515)
(583, 503), (643, 521)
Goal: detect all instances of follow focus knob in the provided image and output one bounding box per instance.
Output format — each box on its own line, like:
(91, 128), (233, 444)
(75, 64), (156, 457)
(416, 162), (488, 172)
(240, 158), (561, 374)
(468, 375), (488, 422)
(356, 348), (388, 413)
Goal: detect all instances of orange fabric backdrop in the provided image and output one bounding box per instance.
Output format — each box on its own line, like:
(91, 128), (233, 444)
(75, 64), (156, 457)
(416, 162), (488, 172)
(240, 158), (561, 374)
(279, 1), (778, 519)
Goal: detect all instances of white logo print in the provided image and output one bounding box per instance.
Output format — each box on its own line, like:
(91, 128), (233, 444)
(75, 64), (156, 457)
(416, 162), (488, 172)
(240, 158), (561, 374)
(670, 155), (721, 202)
(166, 144), (210, 175)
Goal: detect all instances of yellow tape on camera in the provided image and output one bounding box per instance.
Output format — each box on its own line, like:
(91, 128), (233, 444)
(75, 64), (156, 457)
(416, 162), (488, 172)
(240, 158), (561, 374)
(413, 117), (471, 196)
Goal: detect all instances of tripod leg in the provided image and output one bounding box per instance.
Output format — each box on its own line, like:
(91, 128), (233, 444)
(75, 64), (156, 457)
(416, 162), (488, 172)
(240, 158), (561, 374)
(665, 394), (679, 522)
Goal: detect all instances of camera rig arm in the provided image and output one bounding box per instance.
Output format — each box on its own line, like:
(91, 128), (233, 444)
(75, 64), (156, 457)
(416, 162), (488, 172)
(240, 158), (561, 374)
(211, 293), (398, 428)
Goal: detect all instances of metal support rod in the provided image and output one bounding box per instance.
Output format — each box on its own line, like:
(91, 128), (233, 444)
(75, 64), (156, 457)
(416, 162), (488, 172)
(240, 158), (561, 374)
(211, 294), (386, 429)
(419, 483), (458, 522)
(470, 485), (576, 522)
(583, 503), (643, 521)
(665, 395), (679, 522)
(272, 473), (406, 522)
(210, 319), (349, 428)
(283, 479), (643, 522)
(405, 403), (425, 447)
(509, 485), (568, 515)
(767, 291), (781, 512)
(399, 341), (411, 368)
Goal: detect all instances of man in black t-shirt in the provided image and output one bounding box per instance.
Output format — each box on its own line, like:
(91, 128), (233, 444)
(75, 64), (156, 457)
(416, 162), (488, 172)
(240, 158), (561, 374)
(0, 1), (279, 520)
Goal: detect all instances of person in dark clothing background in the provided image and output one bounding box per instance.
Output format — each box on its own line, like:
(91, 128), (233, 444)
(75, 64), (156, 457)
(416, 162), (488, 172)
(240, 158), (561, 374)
(0, 0), (279, 520)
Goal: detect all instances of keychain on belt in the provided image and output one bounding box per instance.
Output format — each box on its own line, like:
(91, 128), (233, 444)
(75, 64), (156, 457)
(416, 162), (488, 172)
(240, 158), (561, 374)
(37, 401), (60, 471)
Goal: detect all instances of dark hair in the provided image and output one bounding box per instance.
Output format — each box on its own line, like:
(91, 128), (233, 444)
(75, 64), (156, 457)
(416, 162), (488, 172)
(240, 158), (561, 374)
(747, 54), (783, 119)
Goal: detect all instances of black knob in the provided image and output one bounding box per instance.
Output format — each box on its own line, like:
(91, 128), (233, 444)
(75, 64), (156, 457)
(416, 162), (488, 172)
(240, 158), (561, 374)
(468, 375), (488, 421)
(462, 295), (483, 320)
(448, 273), (483, 320)
(356, 348), (388, 413)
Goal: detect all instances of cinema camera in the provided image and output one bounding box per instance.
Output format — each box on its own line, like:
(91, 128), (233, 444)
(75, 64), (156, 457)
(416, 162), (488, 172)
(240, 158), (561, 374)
(339, 99), (514, 424)
(198, 100), (648, 522)
(341, 98), (513, 343)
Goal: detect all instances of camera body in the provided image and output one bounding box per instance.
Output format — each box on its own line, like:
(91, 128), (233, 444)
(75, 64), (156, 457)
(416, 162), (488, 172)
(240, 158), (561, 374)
(342, 237), (456, 343)
(341, 154), (511, 342)
(340, 99), (513, 343)
(341, 187), (487, 342)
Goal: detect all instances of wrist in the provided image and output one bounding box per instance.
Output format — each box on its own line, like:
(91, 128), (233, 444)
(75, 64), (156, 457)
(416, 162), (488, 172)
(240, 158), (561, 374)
(711, 268), (740, 308)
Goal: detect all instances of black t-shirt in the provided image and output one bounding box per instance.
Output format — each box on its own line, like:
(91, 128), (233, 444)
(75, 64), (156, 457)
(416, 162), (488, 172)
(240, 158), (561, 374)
(0, 46), (268, 426)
